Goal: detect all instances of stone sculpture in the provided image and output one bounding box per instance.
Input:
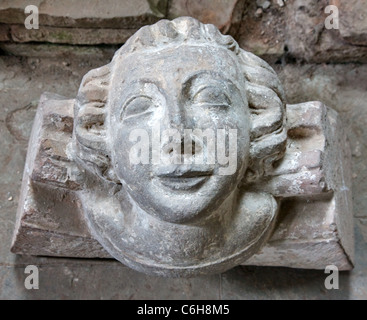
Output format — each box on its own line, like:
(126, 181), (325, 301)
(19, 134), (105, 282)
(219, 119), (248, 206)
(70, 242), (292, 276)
(11, 17), (354, 277)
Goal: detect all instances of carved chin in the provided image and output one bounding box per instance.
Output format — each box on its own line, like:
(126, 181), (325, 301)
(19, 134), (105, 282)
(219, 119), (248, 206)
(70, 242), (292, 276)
(122, 174), (243, 224)
(81, 186), (278, 277)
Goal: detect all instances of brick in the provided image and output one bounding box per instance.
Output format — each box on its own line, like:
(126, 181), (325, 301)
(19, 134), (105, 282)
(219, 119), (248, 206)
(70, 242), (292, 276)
(10, 25), (137, 45)
(0, 0), (165, 28)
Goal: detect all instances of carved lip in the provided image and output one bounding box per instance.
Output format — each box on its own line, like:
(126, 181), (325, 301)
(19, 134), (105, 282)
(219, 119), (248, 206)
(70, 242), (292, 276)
(157, 170), (212, 178)
(154, 165), (213, 177)
(154, 165), (213, 190)
(157, 176), (209, 190)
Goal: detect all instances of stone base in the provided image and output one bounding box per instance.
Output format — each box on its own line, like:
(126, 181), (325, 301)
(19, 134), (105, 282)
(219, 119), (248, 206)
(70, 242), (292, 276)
(11, 93), (354, 271)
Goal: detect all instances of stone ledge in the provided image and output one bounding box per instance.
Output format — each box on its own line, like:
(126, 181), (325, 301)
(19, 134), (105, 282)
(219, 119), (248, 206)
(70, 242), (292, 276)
(9, 25), (137, 45)
(1, 1), (367, 64)
(0, 0), (165, 28)
(0, 42), (118, 59)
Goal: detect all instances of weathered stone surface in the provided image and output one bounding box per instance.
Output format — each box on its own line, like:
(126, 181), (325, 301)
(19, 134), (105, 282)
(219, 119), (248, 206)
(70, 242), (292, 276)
(70, 17), (289, 277)
(0, 0), (246, 46)
(337, 0), (367, 46)
(1, 53), (366, 298)
(237, 0), (367, 64)
(10, 18), (354, 277)
(11, 95), (353, 271)
(0, 43), (118, 59)
(285, 0), (367, 63)
(357, 218), (367, 242)
(0, 0), (165, 28)
(1, 0), (367, 64)
(245, 197), (353, 270)
(0, 24), (10, 41)
(0, 264), (221, 300)
(5, 101), (38, 142)
(168, 0), (245, 34)
(9, 25), (137, 45)
(222, 225), (367, 299)
(10, 94), (107, 259)
(236, 0), (286, 62)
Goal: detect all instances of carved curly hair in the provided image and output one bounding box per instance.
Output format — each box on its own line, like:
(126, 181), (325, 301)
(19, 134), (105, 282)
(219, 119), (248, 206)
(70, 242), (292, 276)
(73, 17), (287, 185)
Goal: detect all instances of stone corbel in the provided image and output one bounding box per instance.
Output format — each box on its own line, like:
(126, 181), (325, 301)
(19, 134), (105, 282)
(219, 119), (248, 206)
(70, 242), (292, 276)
(11, 17), (354, 277)
(11, 93), (354, 271)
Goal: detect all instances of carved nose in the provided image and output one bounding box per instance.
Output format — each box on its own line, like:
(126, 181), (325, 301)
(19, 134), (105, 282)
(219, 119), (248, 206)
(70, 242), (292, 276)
(165, 110), (185, 131)
(161, 131), (203, 166)
(164, 99), (189, 129)
(163, 138), (199, 156)
(161, 103), (199, 162)
(165, 109), (196, 134)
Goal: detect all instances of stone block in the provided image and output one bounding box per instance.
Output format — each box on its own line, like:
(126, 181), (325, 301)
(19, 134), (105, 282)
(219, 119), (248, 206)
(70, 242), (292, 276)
(0, 0), (246, 46)
(236, 0), (286, 62)
(168, 0), (245, 34)
(337, 0), (367, 46)
(0, 0), (165, 28)
(0, 43), (117, 59)
(285, 0), (367, 63)
(9, 25), (137, 45)
(0, 24), (10, 41)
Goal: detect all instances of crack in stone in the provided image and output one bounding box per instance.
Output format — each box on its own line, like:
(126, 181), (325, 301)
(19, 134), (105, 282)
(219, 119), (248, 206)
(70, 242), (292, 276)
(5, 101), (38, 142)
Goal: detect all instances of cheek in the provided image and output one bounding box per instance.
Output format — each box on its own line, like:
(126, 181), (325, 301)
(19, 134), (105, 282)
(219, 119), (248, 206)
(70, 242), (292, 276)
(111, 125), (153, 181)
(192, 110), (239, 129)
(227, 110), (250, 165)
(110, 126), (132, 174)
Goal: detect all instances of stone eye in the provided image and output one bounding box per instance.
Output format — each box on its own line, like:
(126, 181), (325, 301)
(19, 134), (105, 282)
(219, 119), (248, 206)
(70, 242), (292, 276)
(121, 96), (155, 120)
(193, 86), (231, 107)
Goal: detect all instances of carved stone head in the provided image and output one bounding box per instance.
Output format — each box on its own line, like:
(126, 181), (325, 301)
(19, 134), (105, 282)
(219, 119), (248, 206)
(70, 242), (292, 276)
(73, 17), (287, 276)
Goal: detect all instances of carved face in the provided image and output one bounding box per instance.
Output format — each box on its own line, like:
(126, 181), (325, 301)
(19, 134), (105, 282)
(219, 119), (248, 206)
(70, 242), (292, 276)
(108, 45), (250, 223)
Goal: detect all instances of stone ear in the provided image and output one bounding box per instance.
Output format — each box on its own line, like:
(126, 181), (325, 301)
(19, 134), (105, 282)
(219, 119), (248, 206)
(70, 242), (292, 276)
(239, 50), (287, 183)
(244, 127), (287, 183)
(74, 64), (119, 184)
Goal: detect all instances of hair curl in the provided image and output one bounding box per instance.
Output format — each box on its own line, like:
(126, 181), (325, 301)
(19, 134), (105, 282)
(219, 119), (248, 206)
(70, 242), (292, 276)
(73, 17), (287, 185)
